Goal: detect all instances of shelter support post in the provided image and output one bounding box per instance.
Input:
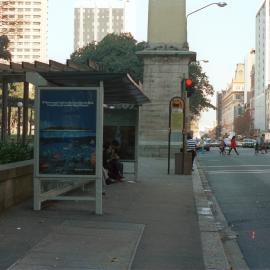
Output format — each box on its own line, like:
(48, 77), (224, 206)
(1, 79), (8, 143)
(22, 82), (29, 144)
(33, 177), (41, 210)
(95, 81), (104, 215)
(135, 109), (139, 181)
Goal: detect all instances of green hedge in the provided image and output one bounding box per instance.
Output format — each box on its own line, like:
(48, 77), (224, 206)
(0, 143), (33, 164)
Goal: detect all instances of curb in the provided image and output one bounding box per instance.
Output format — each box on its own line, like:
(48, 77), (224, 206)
(193, 160), (250, 270)
(193, 161), (230, 270)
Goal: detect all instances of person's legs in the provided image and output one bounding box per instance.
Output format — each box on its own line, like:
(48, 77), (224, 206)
(103, 167), (115, 185)
(234, 147), (239, 155)
(109, 159), (124, 181)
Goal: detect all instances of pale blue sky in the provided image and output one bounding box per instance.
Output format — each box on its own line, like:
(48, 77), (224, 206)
(48, 0), (261, 130)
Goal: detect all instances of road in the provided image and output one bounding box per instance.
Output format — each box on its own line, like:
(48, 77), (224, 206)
(197, 147), (270, 270)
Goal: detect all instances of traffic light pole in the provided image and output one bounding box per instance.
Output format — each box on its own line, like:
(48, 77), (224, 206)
(182, 91), (188, 174)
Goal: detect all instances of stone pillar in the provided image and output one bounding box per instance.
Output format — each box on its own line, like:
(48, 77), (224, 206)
(138, 0), (196, 157)
(148, 0), (187, 50)
(138, 51), (195, 157)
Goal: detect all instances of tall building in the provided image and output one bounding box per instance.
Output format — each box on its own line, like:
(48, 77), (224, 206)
(221, 64), (245, 135)
(0, 0), (48, 63)
(216, 91), (223, 138)
(245, 49), (256, 131)
(255, 0), (270, 131)
(74, 0), (134, 50)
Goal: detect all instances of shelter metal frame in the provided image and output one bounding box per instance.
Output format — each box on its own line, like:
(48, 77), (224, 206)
(0, 59), (150, 215)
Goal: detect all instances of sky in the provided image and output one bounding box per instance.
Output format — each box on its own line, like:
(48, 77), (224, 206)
(48, 0), (261, 131)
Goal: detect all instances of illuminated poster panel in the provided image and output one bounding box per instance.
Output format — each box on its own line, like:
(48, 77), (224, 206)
(38, 88), (97, 176)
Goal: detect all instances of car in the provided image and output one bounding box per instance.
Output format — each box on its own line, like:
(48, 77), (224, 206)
(196, 141), (210, 152)
(209, 140), (221, 147)
(236, 141), (243, 147)
(242, 138), (256, 148)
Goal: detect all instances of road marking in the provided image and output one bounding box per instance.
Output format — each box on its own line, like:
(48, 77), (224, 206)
(202, 165), (270, 168)
(206, 169), (270, 175)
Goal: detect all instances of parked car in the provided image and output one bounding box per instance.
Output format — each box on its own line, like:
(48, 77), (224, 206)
(196, 141), (210, 151)
(242, 138), (256, 148)
(209, 140), (221, 147)
(236, 141), (243, 147)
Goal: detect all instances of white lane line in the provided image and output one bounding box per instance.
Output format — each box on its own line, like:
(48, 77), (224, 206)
(202, 165), (270, 168)
(206, 170), (270, 175)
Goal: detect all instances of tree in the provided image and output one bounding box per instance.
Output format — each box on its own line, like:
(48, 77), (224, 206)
(71, 33), (146, 81)
(189, 62), (215, 116)
(0, 35), (11, 61)
(71, 33), (214, 116)
(234, 109), (251, 136)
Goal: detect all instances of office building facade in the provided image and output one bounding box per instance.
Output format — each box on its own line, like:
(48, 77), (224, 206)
(255, 0), (270, 131)
(221, 64), (245, 135)
(0, 0), (48, 63)
(74, 0), (133, 50)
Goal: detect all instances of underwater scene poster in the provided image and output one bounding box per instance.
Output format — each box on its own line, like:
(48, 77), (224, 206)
(39, 89), (97, 175)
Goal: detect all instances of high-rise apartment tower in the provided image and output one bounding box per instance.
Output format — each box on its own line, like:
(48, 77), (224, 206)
(0, 0), (48, 63)
(74, 0), (133, 50)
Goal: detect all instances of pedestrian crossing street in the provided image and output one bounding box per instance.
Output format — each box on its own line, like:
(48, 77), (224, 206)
(197, 148), (270, 175)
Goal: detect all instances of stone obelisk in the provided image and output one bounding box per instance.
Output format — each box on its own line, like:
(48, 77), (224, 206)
(138, 0), (196, 157)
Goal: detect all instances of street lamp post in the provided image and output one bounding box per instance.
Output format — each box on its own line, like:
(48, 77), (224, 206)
(186, 2), (227, 46)
(17, 101), (23, 143)
(187, 2), (227, 18)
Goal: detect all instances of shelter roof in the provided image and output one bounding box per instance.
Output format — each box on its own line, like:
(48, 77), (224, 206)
(0, 60), (150, 105)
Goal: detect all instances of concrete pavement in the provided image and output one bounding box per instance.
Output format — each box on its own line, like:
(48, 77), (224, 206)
(0, 157), (230, 270)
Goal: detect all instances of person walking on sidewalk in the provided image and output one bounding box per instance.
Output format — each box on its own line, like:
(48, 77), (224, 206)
(187, 133), (196, 169)
(228, 136), (239, 155)
(255, 135), (261, 155)
(219, 138), (226, 155)
(260, 134), (268, 154)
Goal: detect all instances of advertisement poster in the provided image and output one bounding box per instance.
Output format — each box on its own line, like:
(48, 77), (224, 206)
(39, 89), (97, 175)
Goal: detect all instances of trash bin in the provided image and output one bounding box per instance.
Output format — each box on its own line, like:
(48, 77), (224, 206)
(175, 152), (192, 175)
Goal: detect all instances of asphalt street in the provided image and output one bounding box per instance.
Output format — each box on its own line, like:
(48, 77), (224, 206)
(197, 147), (270, 270)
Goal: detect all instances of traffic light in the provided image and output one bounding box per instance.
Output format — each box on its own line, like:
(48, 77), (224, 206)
(181, 78), (194, 97)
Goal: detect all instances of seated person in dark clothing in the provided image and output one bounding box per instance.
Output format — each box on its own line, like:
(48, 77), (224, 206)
(103, 142), (115, 185)
(103, 141), (124, 182)
(110, 140), (124, 177)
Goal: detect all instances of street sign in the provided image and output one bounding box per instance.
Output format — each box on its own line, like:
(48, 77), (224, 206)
(170, 97), (184, 132)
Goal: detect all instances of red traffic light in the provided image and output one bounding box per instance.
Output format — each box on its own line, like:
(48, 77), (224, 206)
(185, 79), (193, 87)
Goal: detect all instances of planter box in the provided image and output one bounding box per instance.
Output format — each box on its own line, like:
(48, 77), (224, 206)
(0, 160), (33, 213)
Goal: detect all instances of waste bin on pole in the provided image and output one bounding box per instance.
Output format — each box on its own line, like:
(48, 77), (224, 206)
(175, 152), (192, 175)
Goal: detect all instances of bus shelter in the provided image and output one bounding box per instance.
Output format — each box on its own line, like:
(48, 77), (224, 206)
(0, 60), (150, 214)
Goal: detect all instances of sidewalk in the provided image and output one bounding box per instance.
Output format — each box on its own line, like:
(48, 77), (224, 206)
(0, 157), (225, 270)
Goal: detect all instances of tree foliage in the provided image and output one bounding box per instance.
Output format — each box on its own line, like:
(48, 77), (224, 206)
(0, 35), (11, 61)
(71, 33), (146, 81)
(71, 33), (215, 115)
(189, 62), (215, 116)
(234, 109), (252, 136)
